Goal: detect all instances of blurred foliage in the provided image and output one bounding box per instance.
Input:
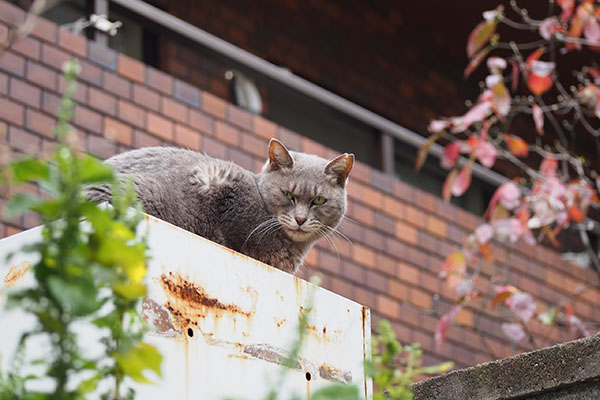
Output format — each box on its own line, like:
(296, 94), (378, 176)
(0, 59), (161, 400)
(367, 321), (454, 400)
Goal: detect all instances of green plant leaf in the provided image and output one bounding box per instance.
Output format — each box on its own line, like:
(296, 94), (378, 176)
(11, 158), (49, 183)
(76, 375), (101, 395)
(4, 193), (41, 218)
(78, 155), (114, 183)
(114, 342), (162, 384)
(47, 276), (102, 316)
(311, 384), (360, 400)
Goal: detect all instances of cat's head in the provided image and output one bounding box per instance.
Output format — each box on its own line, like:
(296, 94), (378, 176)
(258, 139), (354, 243)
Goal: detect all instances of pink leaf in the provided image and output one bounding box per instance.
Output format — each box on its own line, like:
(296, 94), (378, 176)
(567, 315), (590, 338)
(451, 101), (492, 133)
(475, 224), (494, 244)
(507, 292), (537, 323)
(475, 140), (497, 168)
(487, 57), (507, 74)
(492, 218), (523, 243)
(511, 61), (520, 92)
(584, 16), (600, 43)
(435, 304), (463, 349)
(428, 119), (452, 133)
(441, 142), (461, 170)
(557, 0), (575, 23)
(440, 252), (466, 290)
(540, 158), (558, 177)
(466, 7), (502, 58)
(532, 103), (544, 135)
(452, 162), (473, 196)
(539, 17), (563, 40)
(486, 77), (511, 118)
(501, 323), (526, 343)
(442, 169), (458, 202)
(485, 182), (521, 218)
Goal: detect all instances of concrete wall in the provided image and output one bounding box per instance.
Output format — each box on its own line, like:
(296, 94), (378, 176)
(0, 0), (599, 370)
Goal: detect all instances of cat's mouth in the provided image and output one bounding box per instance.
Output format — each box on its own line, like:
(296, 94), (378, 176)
(283, 226), (313, 241)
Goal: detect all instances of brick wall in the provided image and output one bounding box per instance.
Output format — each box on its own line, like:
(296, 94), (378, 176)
(1, 0), (599, 370)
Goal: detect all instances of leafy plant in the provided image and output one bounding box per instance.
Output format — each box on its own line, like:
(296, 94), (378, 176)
(0, 59), (161, 399)
(418, 1), (600, 352)
(367, 321), (454, 400)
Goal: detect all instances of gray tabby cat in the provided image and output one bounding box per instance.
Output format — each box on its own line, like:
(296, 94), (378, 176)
(85, 139), (354, 274)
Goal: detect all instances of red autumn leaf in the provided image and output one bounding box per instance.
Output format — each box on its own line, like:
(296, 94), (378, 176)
(466, 7), (502, 58)
(557, 0), (575, 23)
(568, 204), (585, 222)
(540, 158), (558, 177)
(439, 252), (466, 290)
(435, 304), (462, 348)
(566, 1), (594, 51)
(589, 66), (600, 81)
(475, 140), (497, 168)
(491, 284), (518, 308)
(415, 133), (440, 171)
(441, 141), (461, 170)
(479, 242), (493, 262)
(501, 322), (526, 343)
(452, 162), (473, 197)
(464, 45), (493, 78)
(442, 169), (458, 202)
(526, 49), (555, 95)
(486, 76), (511, 118)
(485, 181), (521, 218)
(503, 134), (529, 157)
(532, 103), (544, 134)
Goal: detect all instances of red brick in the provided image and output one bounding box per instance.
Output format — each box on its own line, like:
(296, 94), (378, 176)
(395, 220), (418, 245)
(202, 136), (227, 159)
(26, 61), (57, 90)
(147, 112), (174, 141)
(241, 133), (267, 158)
(382, 195), (403, 219)
(0, 97), (24, 126)
(87, 134), (117, 159)
(41, 43), (70, 71)
(409, 288), (432, 310)
(351, 161), (371, 184)
(104, 72), (131, 99)
(104, 117), (132, 146)
(397, 262), (419, 285)
(88, 86), (116, 115)
(377, 294), (400, 319)
(118, 99), (145, 128)
(329, 276), (354, 299)
(174, 123), (201, 150)
(0, 72), (6, 94)
(5, 225), (22, 237)
(228, 147), (254, 171)
(133, 84), (160, 111)
(226, 104), (253, 130)
(41, 91), (60, 115)
(30, 18), (56, 43)
(12, 37), (41, 61)
(352, 243), (376, 269)
(26, 109), (54, 136)
(215, 121), (240, 146)
(374, 253), (396, 276)
(190, 109), (214, 135)
(0, 1), (24, 25)
(117, 54), (144, 83)
(366, 269), (387, 292)
(133, 129), (161, 148)
(146, 67), (172, 94)
(0, 51), (25, 76)
(301, 137), (327, 158)
(388, 279), (409, 302)
(10, 77), (41, 108)
(303, 247), (318, 267)
(404, 204), (426, 227)
(8, 126), (40, 155)
(74, 106), (102, 134)
(277, 126), (301, 150)
(79, 60), (102, 86)
(354, 286), (376, 309)
(161, 97), (188, 123)
(318, 251), (343, 275)
(57, 27), (86, 57)
(362, 186), (383, 209)
(253, 115), (277, 140)
(202, 91), (227, 118)
(0, 25), (7, 49)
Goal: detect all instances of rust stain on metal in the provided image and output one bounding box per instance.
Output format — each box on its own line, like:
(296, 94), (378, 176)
(243, 343), (301, 370)
(3, 261), (31, 288)
(319, 363), (353, 384)
(142, 298), (179, 336)
(361, 305), (369, 398)
(161, 272), (251, 317)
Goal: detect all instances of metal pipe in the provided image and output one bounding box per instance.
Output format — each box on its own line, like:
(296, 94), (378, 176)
(110, 0), (509, 187)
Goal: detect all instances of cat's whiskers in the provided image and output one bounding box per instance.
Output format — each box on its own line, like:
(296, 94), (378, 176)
(319, 223), (353, 246)
(242, 217), (280, 250)
(254, 219), (284, 248)
(316, 227), (340, 258)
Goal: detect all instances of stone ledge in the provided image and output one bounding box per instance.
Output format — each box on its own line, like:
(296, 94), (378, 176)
(413, 333), (600, 400)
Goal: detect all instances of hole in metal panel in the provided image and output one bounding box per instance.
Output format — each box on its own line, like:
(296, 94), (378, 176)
(305, 371), (312, 381)
(187, 327), (194, 337)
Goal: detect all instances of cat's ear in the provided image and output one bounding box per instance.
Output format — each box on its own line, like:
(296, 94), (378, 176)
(325, 153), (354, 186)
(268, 139), (293, 171)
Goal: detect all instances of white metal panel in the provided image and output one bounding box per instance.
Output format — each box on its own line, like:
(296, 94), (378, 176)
(0, 214), (372, 399)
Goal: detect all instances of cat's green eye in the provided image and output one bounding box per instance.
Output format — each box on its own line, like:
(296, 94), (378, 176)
(284, 191), (295, 201)
(312, 196), (327, 206)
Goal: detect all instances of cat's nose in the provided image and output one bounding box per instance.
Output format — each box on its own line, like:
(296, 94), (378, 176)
(295, 217), (307, 226)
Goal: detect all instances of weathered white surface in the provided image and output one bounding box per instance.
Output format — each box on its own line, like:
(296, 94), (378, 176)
(0, 214), (372, 399)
